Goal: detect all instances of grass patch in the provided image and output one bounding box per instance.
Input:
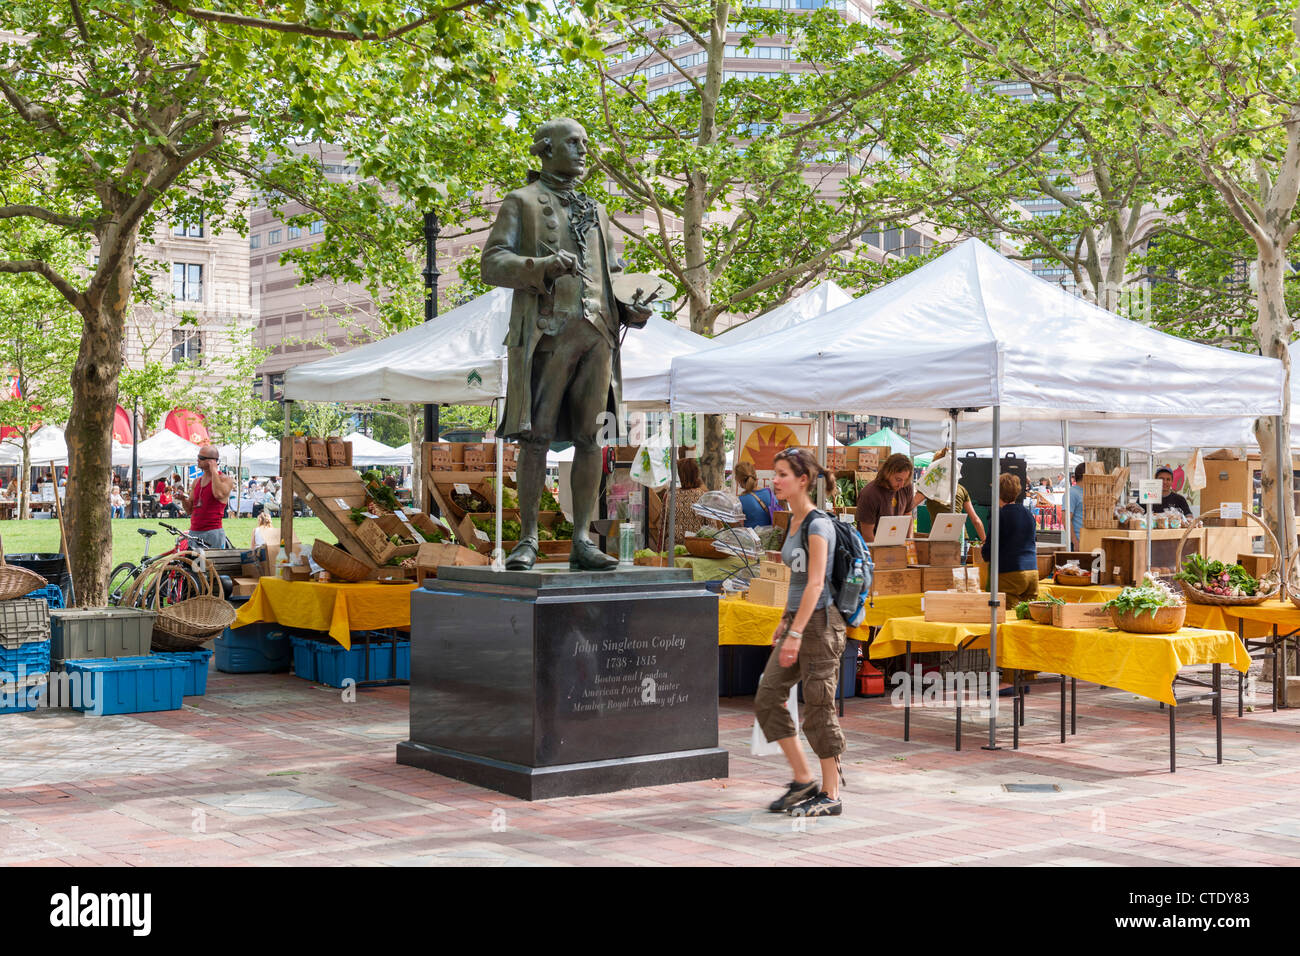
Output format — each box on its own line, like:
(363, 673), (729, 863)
(0, 517), (331, 567)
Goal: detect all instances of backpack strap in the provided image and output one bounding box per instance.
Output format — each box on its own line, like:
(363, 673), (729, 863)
(745, 488), (774, 523)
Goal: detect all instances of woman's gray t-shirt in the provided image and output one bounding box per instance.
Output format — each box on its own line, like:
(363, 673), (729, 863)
(780, 513), (836, 613)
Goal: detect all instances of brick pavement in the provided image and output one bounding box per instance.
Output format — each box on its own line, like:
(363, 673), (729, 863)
(1, 665), (1298, 866)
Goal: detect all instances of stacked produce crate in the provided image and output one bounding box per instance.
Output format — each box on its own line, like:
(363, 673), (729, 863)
(0, 598), (52, 714)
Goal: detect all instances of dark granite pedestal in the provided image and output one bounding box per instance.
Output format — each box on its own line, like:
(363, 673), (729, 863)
(397, 565), (728, 800)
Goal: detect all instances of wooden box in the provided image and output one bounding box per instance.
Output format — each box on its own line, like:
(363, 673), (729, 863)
(1200, 458), (1251, 526)
(871, 544), (908, 570)
(856, 446), (890, 471)
(824, 447), (846, 472)
(1053, 551), (1098, 571)
(457, 513), (495, 554)
(414, 542), (491, 585)
(1036, 552), (1056, 579)
(1238, 553), (1275, 578)
(1051, 602), (1111, 629)
(760, 560), (790, 582)
(764, 550), (783, 564)
(913, 539), (961, 567)
(748, 577), (789, 607)
(923, 590), (1005, 624)
(920, 567), (958, 592)
(1101, 536), (1144, 586)
(872, 567), (922, 596)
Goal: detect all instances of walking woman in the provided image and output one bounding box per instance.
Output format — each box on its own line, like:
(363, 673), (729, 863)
(753, 447), (846, 817)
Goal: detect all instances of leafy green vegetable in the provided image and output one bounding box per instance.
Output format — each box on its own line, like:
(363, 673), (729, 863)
(553, 519), (574, 540)
(1015, 601), (1032, 620)
(349, 506), (368, 526)
(1104, 584), (1182, 618)
(674, 545), (689, 557)
(1173, 554), (1257, 596)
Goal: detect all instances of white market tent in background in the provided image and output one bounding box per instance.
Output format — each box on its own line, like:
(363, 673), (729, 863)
(0, 427), (75, 466)
(341, 432), (408, 466)
(669, 237), (1286, 747)
(112, 429), (200, 469)
(908, 417), (1258, 457)
(711, 280), (853, 344)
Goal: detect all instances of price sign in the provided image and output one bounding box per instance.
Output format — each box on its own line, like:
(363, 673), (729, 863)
(1138, 479), (1163, 505)
(474, 528), (490, 542)
(508, 471), (517, 483)
(334, 498), (349, 510)
(454, 483), (471, 496)
(1221, 502), (1243, 520)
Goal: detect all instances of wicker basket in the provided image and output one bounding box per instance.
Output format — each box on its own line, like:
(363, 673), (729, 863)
(123, 555), (236, 651)
(1054, 572), (1092, 587)
(312, 540), (371, 583)
(1286, 551), (1300, 611)
(0, 534), (47, 602)
(1110, 605), (1186, 634)
(683, 535), (725, 559)
(1027, 601), (1055, 624)
(1082, 469), (1128, 529)
(1176, 509), (1280, 606)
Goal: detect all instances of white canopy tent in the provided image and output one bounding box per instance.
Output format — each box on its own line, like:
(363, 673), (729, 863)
(112, 429), (201, 469)
(908, 417), (1258, 456)
(341, 432), (409, 466)
(670, 237), (1286, 747)
(0, 427), (77, 466)
(711, 281), (853, 344)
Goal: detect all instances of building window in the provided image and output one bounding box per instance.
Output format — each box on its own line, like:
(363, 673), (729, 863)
(310, 220), (325, 235)
(270, 373), (285, 400)
(252, 374), (264, 398)
(173, 215), (204, 238)
(268, 229), (282, 245)
(288, 225), (301, 240)
(172, 329), (203, 365)
(250, 234), (261, 249)
(172, 263), (203, 302)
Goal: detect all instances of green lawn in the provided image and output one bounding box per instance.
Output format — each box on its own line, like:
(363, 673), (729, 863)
(0, 517), (330, 567)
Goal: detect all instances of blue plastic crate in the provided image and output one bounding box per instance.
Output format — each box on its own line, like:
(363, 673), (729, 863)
(0, 677), (45, 715)
(155, 649), (213, 696)
(213, 623), (291, 673)
(289, 635), (319, 682)
(310, 639), (410, 687)
(62, 656), (186, 716)
(21, 585), (65, 610)
(0, 640), (50, 678)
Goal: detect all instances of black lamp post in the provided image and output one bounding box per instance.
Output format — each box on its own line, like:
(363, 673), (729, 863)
(130, 397), (140, 518)
(422, 210), (441, 443)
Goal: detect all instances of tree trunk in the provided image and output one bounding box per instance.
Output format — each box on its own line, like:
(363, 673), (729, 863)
(1253, 249), (1296, 555)
(65, 238), (135, 606)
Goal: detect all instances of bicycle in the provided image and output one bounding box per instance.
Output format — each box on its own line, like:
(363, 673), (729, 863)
(107, 522), (212, 608)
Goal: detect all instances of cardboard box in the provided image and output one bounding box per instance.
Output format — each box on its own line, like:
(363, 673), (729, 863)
(1051, 602), (1112, 629)
(923, 590), (1005, 623)
(1200, 459), (1251, 527)
(913, 539), (962, 567)
(240, 545), (272, 579)
(231, 577), (260, 597)
(872, 567), (922, 596)
(760, 560), (791, 582)
(748, 577), (789, 607)
(871, 544), (909, 570)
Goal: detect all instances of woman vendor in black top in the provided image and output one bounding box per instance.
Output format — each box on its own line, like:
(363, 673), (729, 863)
(1151, 466), (1191, 514)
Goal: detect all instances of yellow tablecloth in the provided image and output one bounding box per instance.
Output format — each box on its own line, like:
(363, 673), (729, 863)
(870, 615), (993, 659)
(717, 595), (887, 646)
(998, 620), (1250, 707)
(1221, 599), (1300, 633)
(1038, 583), (1123, 604)
(233, 577), (416, 649)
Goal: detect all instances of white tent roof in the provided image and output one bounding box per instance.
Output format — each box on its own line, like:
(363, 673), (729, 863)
(908, 417), (1258, 455)
(219, 438), (283, 476)
(115, 429), (201, 468)
(342, 432), (409, 466)
(283, 288), (513, 404)
(670, 239), (1284, 421)
(713, 280), (853, 344)
(0, 427), (74, 466)
(281, 288), (714, 409)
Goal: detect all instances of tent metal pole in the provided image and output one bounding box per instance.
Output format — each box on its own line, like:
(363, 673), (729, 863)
(948, 412), (958, 520)
(665, 414), (677, 555)
(985, 405), (1001, 750)
(1147, 430), (1154, 573)
(1276, 414), (1289, 577)
(817, 412), (827, 510)
(1061, 421), (1071, 548)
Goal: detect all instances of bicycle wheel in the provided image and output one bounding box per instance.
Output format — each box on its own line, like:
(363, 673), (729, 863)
(107, 562), (141, 607)
(156, 566), (203, 607)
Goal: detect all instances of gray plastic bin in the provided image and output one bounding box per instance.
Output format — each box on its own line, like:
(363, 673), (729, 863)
(50, 608), (157, 662)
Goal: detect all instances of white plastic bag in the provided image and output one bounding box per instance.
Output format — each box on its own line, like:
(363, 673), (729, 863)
(1187, 448), (1207, 492)
(916, 449), (953, 505)
(630, 429), (673, 489)
(750, 685), (799, 756)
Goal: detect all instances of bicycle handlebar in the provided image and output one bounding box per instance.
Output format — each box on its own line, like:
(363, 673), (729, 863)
(157, 521), (209, 548)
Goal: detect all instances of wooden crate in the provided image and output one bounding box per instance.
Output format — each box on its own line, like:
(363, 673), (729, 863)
(760, 560), (790, 582)
(1200, 458), (1251, 526)
(353, 514), (398, 564)
(824, 447), (847, 471)
(1238, 553), (1275, 578)
(919, 567), (958, 592)
(291, 468), (381, 573)
(923, 590), (1005, 623)
(748, 578), (789, 607)
(871, 545), (908, 570)
(872, 568), (922, 596)
(1051, 602), (1111, 629)
(913, 539), (961, 567)
(414, 542), (490, 585)
(1101, 536), (1144, 586)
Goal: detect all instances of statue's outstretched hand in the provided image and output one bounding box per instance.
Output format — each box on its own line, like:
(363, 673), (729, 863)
(544, 251), (578, 281)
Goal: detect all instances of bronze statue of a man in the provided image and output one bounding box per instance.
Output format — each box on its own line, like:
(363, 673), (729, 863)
(482, 118), (652, 571)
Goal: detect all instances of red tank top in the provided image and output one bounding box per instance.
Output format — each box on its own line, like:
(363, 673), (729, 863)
(189, 477), (225, 531)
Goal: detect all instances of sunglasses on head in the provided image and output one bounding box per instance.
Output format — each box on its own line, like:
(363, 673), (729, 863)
(198, 455), (218, 461)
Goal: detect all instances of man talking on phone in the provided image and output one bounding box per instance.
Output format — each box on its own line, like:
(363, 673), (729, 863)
(181, 445), (235, 549)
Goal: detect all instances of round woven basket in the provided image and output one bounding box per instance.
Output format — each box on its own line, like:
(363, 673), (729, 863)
(0, 534), (47, 601)
(1287, 551), (1300, 611)
(1110, 604), (1186, 634)
(1176, 509), (1280, 607)
(683, 535), (725, 559)
(123, 555), (234, 651)
(1027, 601), (1054, 624)
(1054, 572), (1091, 587)
(312, 540), (371, 583)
